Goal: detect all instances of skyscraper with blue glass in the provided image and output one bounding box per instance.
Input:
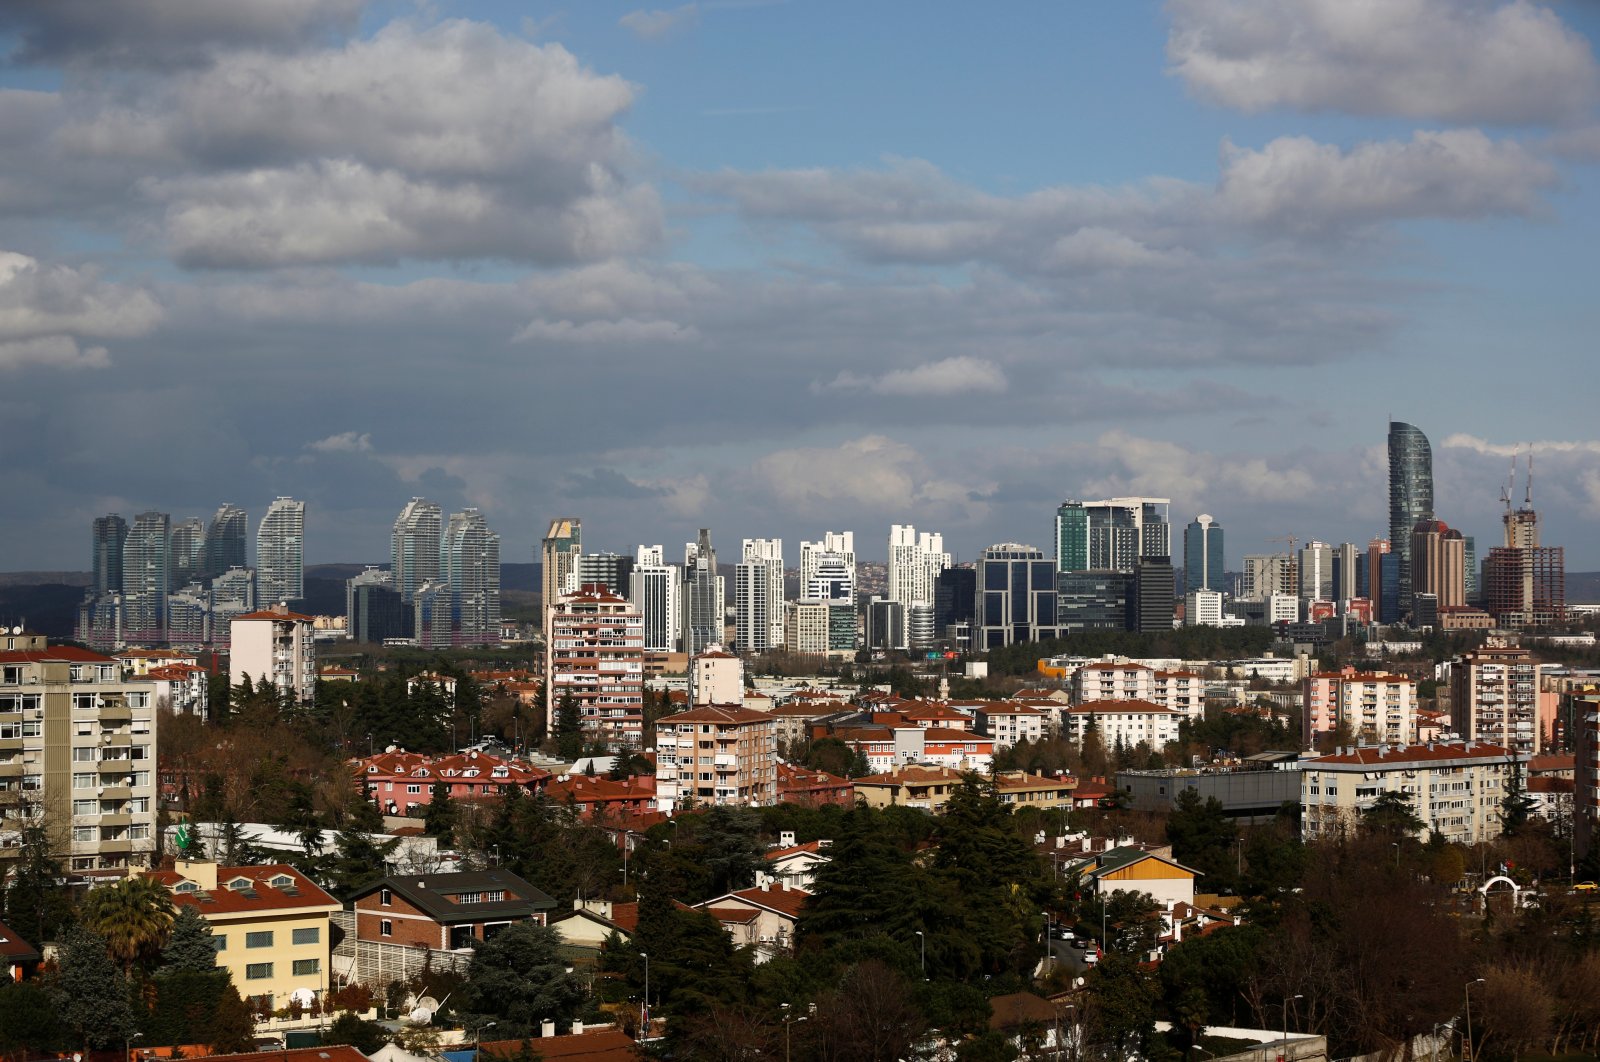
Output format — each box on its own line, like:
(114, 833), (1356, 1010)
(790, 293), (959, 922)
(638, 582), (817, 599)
(1388, 420), (1434, 615)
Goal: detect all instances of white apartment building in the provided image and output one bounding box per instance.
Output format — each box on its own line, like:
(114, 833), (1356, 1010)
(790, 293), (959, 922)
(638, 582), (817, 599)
(1302, 667), (1417, 748)
(974, 703), (1050, 749)
(690, 646), (744, 707)
(629, 545), (682, 653)
(1301, 741), (1520, 846)
(654, 705), (776, 814)
(736, 539), (785, 654)
(0, 634), (159, 877)
(1060, 700), (1183, 750)
(887, 525), (950, 611)
(255, 497), (305, 605)
(800, 532), (856, 602)
(229, 604), (316, 705)
(545, 585), (645, 749)
(1184, 590), (1225, 627)
(1071, 661), (1206, 721)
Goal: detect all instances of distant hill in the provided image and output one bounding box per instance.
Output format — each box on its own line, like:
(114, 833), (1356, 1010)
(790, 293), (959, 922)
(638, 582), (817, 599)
(0, 583), (88, 638)
(1569, 571), (1600, 604)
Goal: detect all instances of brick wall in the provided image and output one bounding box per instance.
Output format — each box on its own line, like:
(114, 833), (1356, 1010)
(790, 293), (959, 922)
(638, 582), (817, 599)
(353, 892), (444, 949)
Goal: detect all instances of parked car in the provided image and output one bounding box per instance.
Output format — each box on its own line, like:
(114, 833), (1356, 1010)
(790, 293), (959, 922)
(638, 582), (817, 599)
(1070, 937), (1089, 950)
(1574, 881), (1598, 892)
(1083, 949), (1099, 966)
(1051, 925), (1073, 940)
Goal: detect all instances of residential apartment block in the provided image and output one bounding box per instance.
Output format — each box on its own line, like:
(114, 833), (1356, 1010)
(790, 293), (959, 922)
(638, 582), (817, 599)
(545, 585), (646, 749)
(1300, 741), (1519, 846)
(1060, 700), (1183, 751)
(1301, 667), (1418, 747)
(1451, 641), (1542, 756)
(1071, 661), (1206, 721)
(654, 705), (776, 813)
(0, 634), (158, 877)
(229, 604), (317, 705)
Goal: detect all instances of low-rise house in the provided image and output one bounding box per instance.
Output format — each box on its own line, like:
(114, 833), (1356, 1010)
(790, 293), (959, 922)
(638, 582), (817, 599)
(356, 749), (550, 816)
(544, 774), (659, 820)
(550, 899), (639, 952)
(692, 882), (809, 962)
(921, 727), (994, 772)
(145, 860), (339, 1013)
(762, 832), (832, 890)
(482, 1027), (639, 1061)
(852, 764), (971, 812)
(347, 870), (556, 951)
(1069, 846), (1198, 908)
(993, 770), (1077, 810)
(776, 762), (854, 807)
(0, 919), (39, 981)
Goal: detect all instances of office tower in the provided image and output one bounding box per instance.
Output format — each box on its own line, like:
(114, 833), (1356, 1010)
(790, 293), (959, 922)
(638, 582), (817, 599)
(229, 602), (316, 705)
(1463, 536), (1478, 604)
(256, 497), (305, 605)
(122, 511), (171, 645)
(1133, 557), (1176, 634)
(865, 597), (905, 651)
(1451, 641), (1541, 755)
(1054, 501), (1089, 574)
(1298, 541), (1333, 603)
(391, 498), (442, 603)
(630, 546), (682, 653)
(1388, 420), (1434, 613)
(887, 525), (950, 610)
(786, 599), (856, 655)
(1184, 589), (1225, 627)
(92, 514), (128, 594)
(800, 532), (855, 602)
(975, 543), (1059, 650)
(0, 635), (160, 873)
(1056, 570), (1131, 631)
(444, 508), (501, 647)
(736, 538), (785, 654)
(201, 504), (248, 581)
(906, 602), (936, 649)
(546, 584), (646, 748)
(682, 529), (725, 655)
(578, 551), (635, 597)
(1079, 497), (1171, 571)
(169, 518), (205, 591)
(1483, 465), (1565, 628)
(1183, 515), (1224, 593)
(540, 517), (582, 605)
(934, 565), (977, 635)
(1410, 520), (1465, 609)
(1331, 542), (1360, 609)
(347, 566), (409, 644)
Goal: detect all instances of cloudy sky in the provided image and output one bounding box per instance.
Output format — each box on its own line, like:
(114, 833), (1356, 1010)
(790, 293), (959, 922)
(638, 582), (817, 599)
(3, 0), (1599, 570)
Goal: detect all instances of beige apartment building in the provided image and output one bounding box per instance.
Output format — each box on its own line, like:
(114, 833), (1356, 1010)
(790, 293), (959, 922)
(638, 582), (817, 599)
(1301, 741), (1519, 846)
(0, 633), (158, 878)
(229, 604), (317, 705)
(1301, 667), (1418, 748)
(654, 704), (776, 813)
(1451, 641), (1541, 756)
(1071, 660), (1206, 721)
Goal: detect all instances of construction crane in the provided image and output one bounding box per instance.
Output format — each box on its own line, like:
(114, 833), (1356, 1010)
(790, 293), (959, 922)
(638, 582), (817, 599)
(1268, 534), (1299, 553)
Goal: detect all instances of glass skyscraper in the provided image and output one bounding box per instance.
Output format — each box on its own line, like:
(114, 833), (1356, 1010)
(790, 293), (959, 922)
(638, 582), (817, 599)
(1183, 514), (1224, 593)
(391, 498), (442, 603)
(256, 497), (305, 604)
(203, 504), (249, 580)
(1388, 421), (1434, 614)
(92, 514), (128, 595)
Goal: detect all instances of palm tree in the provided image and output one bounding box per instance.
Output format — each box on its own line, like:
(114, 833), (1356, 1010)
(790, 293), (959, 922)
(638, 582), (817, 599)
(79, 875), (177, 975)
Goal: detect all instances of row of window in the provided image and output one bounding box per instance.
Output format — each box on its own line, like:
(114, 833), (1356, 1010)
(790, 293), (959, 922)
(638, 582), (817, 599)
(246, 959), (320, 979)
(72, 772), (152, 788)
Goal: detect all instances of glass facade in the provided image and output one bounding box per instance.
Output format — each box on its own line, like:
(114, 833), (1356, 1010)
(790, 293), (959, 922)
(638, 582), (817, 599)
(1388, 421), (1434, 612)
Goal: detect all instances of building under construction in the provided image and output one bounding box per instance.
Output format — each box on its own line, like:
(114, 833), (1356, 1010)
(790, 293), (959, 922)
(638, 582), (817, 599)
(1483, 454), (1565, 629)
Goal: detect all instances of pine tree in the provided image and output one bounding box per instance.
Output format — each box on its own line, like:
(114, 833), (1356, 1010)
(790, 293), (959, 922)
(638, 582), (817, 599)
(52, 925), (134, 1049)
(160, 905), (218, 972)
(556, 693), (584, 760)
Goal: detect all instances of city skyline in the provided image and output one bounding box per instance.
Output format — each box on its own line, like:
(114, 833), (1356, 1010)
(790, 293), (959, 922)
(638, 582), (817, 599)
(3, 3), (1600, 568)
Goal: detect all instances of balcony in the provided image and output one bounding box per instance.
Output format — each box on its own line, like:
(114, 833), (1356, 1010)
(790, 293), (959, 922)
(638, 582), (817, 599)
(0, 737), (21, 752)
(100, 785), (132, 800)
(0, 762), (23, 778)
(98, 838), (133, 854)
(98, 703), (133, 725)
(97, 758), (133, 774)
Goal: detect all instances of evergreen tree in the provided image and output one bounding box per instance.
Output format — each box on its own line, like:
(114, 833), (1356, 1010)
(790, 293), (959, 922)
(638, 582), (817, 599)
(556, 693), (584, 760)
(1, 822), (75, 947)
(324, 828), (402, 897)
(1080, 716), (1108, 777)
(1362, 790), (1425, 837)
(1166, 788), (1239, 890)
(159, 906), (218, 972)
(424, 781), (457, 841)
(456, 922), (588, 1037)
(51, 925), (134, 1049)
(1499, 761), (1538, 836)
(0, 982), (63, 1055)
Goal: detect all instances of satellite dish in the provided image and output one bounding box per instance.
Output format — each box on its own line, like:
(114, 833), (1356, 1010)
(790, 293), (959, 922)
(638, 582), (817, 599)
(291, 988), (316, 1007)
(408, 1005), (435, 1025)
(418, 995), (440, 1011)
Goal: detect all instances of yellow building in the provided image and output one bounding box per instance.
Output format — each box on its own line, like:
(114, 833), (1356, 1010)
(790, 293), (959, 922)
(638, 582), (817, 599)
(147, 860), (339, 1013)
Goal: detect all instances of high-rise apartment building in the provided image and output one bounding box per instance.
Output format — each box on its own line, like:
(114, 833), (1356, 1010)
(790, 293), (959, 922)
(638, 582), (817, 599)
(1410, 520), (1466, 610)
(1483, 483), (1565, 628)
(654, 705), (776, 814)
(1577, 695), (1600, 861)
(256, 497), (305, 605)
(736, 539), (785, 654)
(887, 525), (950, 616)
(545, 585), (645, 748)
(92, 515), (129, 595)
(975, 544), (1059, 650)
(1451, 641), (1541, 756)
(540, 518), (582, 605)
(122, 511), (171, 646)
(169, 519), (205, 592)
(1302, 667), (1418, 747)
(201, 504), (248, 581)
(800, 532), (855, 602)
(1388, 421), (1434, 614)
(629, 545), (681, 653)
(682, 529), (725, 656)
(0, 633), (160, 876)
(444, 508), (501, 647)
(1075, 498), (1171, 571)
(1182, 515), (1224, 593)
(391, 498), (442, 603)
(229, 603), (316, 705)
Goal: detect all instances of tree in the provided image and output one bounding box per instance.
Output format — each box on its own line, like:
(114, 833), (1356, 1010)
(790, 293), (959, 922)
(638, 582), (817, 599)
(138, 969), (254, 1051)
(456, 922), (588, 1036)
(78, 874), (176, 976)
(1478, 964), (1554, 1062)
(50, 926), (133, 1049)
(1499, 763), (1539, 837)
(425, 781), (458, 841)
(1166, 788), (1238, 890)
(0, 981), (64, 1056)
(1, 822), (75, 948)
(556, 693), (584, 760)
(1080, 717), (1108, 778)
(323, 828), (402, 896)
(806, 960), (927, 1062)
(159, 906), (218, 972)
(1086, 953), (1156, 1059)
(323, 1012), (388, 1053)
(1362, 790), (1425, 838)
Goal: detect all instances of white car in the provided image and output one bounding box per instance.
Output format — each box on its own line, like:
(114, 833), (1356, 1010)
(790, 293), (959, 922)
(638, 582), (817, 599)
(1083, 949), (1099, 966)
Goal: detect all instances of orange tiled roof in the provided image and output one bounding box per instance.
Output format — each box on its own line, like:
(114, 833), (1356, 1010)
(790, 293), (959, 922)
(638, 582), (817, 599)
(1308, 741), (1514, 766)
(146, 864), (338, 915)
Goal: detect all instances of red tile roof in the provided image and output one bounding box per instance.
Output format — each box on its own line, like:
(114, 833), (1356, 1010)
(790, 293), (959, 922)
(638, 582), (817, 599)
(545, 775), (657, 804)
(204, 1048), (368, 1062)
(146, 864), (338, 916)
(354, 750), (549, 785)
(1308, 741), (1515, 766)
(0, 646), (115, 664)
(233, 608), (315, 622)
(482, 1030), (638, 1061)
(662, 704), (774, 725)
(709, 882), (811, 920)
(0, 919), (40, 963)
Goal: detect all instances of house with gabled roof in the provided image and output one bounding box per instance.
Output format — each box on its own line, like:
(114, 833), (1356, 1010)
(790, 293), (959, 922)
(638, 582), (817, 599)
(346, 869), (556, 952)
(1069, 845), (1198, 908)
(354, 749), (550, 816)
(0, 918), (40, 981)
(762, 830), (833, 889)
(692, 881), (810, 962)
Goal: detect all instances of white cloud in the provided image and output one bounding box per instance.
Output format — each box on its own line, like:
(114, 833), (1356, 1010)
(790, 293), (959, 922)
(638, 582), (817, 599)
(822, 356), (1007, 397)
(749, 435), (991, 521)
(1166, 0), (1599, 125)
(307, 431), (373, 454)
(619, 5), (701, 39)
(1441, 433), (1600, 457)
(513, 316), (700, 345)
(0, 250), (160, 370)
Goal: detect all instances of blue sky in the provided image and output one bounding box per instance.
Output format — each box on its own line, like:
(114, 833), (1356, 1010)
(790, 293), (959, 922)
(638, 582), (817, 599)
(1, 0), (1598, 571)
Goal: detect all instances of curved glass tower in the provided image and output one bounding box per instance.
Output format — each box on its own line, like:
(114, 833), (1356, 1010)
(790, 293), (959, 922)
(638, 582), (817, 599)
(1388, 421), (1434, 614)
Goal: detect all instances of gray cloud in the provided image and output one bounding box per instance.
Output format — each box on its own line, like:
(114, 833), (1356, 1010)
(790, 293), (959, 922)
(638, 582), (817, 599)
(0, 250), (162, 370)
(1167, 0), (1599, 125)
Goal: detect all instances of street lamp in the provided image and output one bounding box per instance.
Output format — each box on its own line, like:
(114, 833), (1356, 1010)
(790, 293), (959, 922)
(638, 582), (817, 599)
(1465, 978), (1486, 1062)
(1282, 994), (1303, 1061)
(474, 1020), (496, 1062)
(125, 1031), (143, 1062)
(1041, 911), (1052, 977)
(640, 952), (650, 1036)
(914, 930), (926, 978)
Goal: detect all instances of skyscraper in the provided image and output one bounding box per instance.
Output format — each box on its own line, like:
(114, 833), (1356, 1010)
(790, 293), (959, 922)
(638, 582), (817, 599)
(256, 497), (305, 604)
(444, 508), (501, 646)
(1410, 520), (1466, 609)
(1298, 541), (1333, 603)
(202, 504), (248, 581)
(800, 531), (855, 602)
(540, 517), (582, 605)
(1054, 501), (1089, 574)
(887, 525), (950, 611)
(1388, 420), (1434, 614)
(1182, 515), (1224, 593)
(122, 511), (170, 645)
(169, 518), (205, 591)
(630, 545), (682, 653)
(92, 514), (128, 594)
(577, 552), (635, 597)
(391, 498), (442, 603)
(682, 529), (725, 655)
(1071, 497), (1171, 572)
(736, 538), (785, 653)
(1483, 468), (1565, 628)
(975, 543), (1059, 649)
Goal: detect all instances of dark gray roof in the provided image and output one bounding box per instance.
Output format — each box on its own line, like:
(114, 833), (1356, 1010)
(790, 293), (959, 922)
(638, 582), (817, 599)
(351, 869), (555, 924)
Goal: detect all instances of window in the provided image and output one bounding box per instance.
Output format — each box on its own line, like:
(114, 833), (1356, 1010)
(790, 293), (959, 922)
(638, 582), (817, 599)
(72, 826), (95, 843)
(213, 935), (226, 951)
(245, 963), (273, 980)
(292, 927), (319, 945)
(72, 799), (96, 816)
(379, 888), (392, 906)
(72, 773), (96, 790)
(292, 958), (320, 976)
(406, 784), (421, 794)
(245, 931), (274, 948)
(72, 747), (97, 762)
(379, 919), (393, 937)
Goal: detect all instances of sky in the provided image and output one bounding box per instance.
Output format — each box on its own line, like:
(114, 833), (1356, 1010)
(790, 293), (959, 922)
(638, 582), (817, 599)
(2, 0), (1599, 570)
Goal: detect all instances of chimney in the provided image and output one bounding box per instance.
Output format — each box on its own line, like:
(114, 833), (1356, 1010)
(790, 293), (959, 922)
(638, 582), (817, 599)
(541, 1020), (556, 1038)
(780, 830), (796, 847)
(572, 1021), (584, 1035)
